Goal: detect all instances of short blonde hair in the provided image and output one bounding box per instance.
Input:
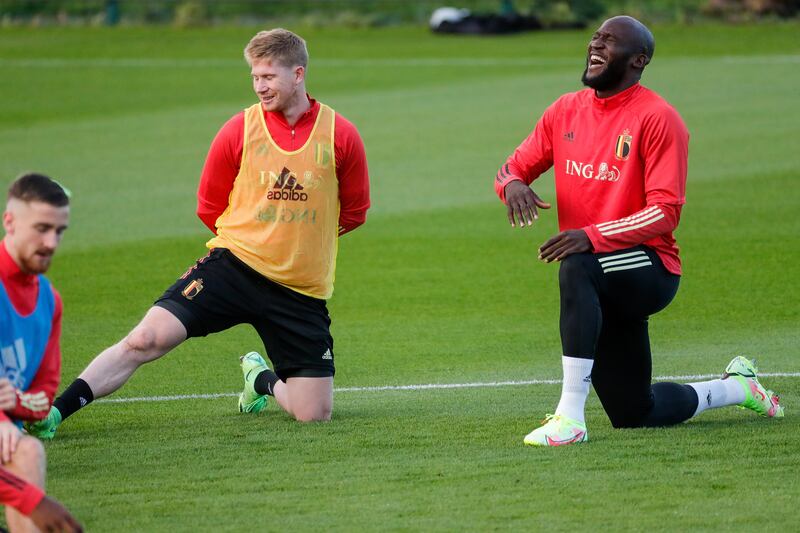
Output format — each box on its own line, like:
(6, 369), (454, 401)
(244, 28), (308, 68)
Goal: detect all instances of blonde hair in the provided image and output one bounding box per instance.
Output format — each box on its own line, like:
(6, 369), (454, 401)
(244, 28), (308, 68)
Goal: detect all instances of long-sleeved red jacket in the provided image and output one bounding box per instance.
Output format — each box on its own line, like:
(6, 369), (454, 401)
(0, 466), (44, 516)
(496, 83), (688, 274)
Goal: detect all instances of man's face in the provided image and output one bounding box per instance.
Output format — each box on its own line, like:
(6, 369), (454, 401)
(2, 199), (69, 274)
(251, 58), (303, 113)
(581, 19), (635, 91)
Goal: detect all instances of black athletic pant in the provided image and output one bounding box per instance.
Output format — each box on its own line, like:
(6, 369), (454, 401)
(558, 245), (698, 428)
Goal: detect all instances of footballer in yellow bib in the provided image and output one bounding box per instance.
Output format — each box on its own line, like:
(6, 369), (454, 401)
(30, 29), (370, 440)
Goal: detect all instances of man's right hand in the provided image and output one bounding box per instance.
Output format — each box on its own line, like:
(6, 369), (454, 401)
(0, 378), (17, 411)
(30, 495), (83, 533)
(504, 180), (551, 228)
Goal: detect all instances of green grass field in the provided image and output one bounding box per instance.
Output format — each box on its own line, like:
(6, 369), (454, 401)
(1, 22), (799, 531)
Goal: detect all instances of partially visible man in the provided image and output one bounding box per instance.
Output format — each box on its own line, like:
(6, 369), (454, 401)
(495, 16), (783, 446)
(1, 173), (70, 530)
(0, 466), (82, 532)
(29, 28), (370, 438)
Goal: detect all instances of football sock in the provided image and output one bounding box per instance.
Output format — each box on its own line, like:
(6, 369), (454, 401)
(52, 378), (94, 420)
(554, 356), (594, 424)
(688, 378), (746, 417)
(254, 369), (281, 396)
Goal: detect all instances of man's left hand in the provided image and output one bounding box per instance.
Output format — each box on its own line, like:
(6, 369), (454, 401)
(0, 421), (22, 463)
(538, 229), (592, 262)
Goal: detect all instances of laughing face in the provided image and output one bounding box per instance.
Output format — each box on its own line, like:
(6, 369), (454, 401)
(581, 19), (638, 93)
(3, 199), (69, 275)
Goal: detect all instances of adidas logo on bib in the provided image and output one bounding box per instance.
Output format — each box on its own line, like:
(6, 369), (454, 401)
(266, 167), (308, 201)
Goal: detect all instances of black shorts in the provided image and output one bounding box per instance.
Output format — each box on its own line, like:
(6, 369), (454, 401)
(155, 248), (334, 380)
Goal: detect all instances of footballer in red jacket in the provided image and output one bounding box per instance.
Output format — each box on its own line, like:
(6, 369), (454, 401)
(2, 173), (72, 530)
(495, 16), (784, 446)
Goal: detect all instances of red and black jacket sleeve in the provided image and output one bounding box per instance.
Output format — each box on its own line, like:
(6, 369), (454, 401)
(0, 467), (45, 516)
(494, 102), (556, 203)
(583, 106), (688, 251)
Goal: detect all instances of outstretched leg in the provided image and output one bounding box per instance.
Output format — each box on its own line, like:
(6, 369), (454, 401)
(685, 356), (783, 419)
(27, 307), (186, 439)
(78, 306), (187, 398)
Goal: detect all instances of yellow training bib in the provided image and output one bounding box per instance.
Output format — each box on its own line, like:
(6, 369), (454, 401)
(207, 103), (339, 299)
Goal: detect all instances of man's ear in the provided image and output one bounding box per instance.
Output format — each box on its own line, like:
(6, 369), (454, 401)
(2, 210), (14, 235)
(632, 53), (650, 70)
(295, 65), (306, 85)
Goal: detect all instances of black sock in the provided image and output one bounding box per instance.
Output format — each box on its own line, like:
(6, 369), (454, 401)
(254, 369), (281, 396)
(52, 378), (95, 420)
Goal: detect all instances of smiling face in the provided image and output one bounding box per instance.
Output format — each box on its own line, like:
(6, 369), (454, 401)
(3, 199), (69, 274)
(251, 57), (304, 114)
(581, 17), (652, 96)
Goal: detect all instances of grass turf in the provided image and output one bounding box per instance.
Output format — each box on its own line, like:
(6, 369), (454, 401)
(1, 22), (798, 531)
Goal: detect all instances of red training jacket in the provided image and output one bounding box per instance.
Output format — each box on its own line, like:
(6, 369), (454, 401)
(496, 83), (689, 275)
(0, 466), (44, 516)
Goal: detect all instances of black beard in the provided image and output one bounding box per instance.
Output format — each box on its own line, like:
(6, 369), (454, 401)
(581, 56), (628, 92)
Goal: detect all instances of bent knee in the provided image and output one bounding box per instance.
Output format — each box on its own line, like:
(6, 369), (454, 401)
(13, 436), (45, 464)
(559, 253), (594, 284)
(606, 407), (650, 428)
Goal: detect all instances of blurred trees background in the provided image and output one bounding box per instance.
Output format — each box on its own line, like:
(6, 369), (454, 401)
(0, 0), (797, 26)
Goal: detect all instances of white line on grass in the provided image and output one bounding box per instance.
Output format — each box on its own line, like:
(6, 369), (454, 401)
(96, 372), (800, 404)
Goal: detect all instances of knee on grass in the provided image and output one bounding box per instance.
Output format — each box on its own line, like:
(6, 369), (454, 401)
(603, 401), (650, 429)
(292, 403), (332, 423)
(609, 416), (647, 429)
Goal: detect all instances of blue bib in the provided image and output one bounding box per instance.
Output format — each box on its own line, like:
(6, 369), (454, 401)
(0, 276), (55, 392)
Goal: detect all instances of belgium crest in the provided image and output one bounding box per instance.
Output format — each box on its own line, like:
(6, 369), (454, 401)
(615, 129), (632, 161)
(182, 278), (204, 300)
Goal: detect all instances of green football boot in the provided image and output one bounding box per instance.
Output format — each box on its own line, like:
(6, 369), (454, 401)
(238, 351), (269, 414)
(723, 356), (784, 418)
(24, 406), (63, 441)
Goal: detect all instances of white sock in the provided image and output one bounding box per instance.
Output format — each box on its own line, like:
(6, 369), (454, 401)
(554, 356), (594, 424)
(688, 377), (746, 417)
